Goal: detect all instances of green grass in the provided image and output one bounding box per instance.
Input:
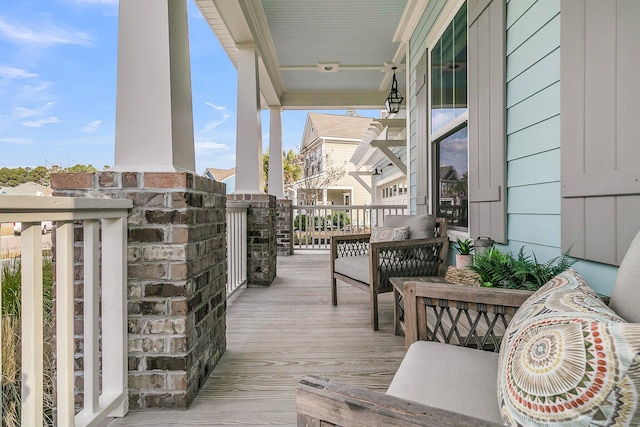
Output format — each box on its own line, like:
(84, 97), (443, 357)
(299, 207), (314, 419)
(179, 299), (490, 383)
(2, 255), (55, 426)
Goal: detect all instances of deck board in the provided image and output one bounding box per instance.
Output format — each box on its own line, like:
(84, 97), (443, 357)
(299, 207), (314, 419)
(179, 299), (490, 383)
(108, 251), (405, 426)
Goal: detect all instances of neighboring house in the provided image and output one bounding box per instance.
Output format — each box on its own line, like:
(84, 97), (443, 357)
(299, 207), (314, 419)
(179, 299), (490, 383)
(289, 113), (375, 206)
(0, 182), (53, 196)
(203, 167), (236, 193)
(350, 117), (409, 208)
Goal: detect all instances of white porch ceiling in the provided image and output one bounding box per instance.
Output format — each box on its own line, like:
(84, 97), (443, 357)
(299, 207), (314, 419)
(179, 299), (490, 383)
(195, 0), (415, 110)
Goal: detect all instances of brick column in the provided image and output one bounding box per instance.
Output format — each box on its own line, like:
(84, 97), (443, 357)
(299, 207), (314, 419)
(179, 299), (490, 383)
(276, 199), (293, 256)
(51, 171), (226, 409)
(227, 194), (277, 286)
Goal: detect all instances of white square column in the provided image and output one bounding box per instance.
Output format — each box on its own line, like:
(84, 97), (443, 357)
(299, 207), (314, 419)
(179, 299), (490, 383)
(268, 107), (284, 198)
(114, 0), (195, 173)
(234, 44), (264, 194)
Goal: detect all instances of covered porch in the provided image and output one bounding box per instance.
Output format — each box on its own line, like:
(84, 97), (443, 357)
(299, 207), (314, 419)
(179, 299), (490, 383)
(109, 251), (405, 426)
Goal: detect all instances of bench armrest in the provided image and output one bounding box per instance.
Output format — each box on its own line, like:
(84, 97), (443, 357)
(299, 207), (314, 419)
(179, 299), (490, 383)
(297, 375), (501, 427)
(403, 281), (533, 350)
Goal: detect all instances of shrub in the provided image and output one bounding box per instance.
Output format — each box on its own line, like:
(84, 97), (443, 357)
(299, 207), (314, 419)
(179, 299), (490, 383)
(294, 214), (326, 231)
(471, 247), (576, 291)
(330, 211), (351, 229)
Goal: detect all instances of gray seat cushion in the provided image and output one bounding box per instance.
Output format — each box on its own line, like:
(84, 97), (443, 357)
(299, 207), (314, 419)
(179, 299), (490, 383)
(386, 341), (502, 424)
(609, 229), (640, 323)
(383, 214), (435, 239)
(334, 255), (370, 284)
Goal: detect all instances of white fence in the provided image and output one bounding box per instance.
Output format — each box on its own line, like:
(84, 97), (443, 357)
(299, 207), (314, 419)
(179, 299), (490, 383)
(226, 203), (248, 298)
(292, 204), (408, 250)
(0, 195), (131, 427)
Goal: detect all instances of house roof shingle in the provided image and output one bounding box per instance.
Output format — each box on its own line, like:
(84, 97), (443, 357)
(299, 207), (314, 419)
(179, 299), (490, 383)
(204, 167), (236, 181)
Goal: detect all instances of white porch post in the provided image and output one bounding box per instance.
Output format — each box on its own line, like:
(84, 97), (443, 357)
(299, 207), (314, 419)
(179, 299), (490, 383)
(235, 44), (264, 193)
(114, 0), (195, 172)
(268, 106), (284, 198)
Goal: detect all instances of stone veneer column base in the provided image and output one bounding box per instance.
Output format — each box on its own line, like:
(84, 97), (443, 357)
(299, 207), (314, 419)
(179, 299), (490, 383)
(276, 199), (293, 256)
(51, 172), (227, 409)
(227, 193), (277, 286)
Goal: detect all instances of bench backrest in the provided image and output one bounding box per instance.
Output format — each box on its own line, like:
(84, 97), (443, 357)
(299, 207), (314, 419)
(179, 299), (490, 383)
(383, 214), (447, 239)
(609, 230), (640, 322)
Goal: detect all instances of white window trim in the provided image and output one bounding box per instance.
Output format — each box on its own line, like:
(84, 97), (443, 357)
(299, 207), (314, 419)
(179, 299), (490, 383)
(427, 0), (469, 229)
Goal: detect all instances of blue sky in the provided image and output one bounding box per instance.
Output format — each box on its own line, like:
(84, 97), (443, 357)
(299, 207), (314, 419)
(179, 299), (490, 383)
(0, 0), (372, 173)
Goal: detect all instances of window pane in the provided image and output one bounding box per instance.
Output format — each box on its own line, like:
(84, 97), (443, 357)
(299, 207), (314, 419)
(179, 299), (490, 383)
(437, 126), (468, 228)
(431, 3), (467, 133)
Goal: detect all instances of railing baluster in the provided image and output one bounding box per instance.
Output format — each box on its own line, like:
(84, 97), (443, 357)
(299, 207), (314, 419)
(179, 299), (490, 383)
(56, 221), (75, 426)
(83, 220), (100, 416)
(291, 205), (407, 250)
(21, 222), (44, 427)
(99, 216), (128, 418)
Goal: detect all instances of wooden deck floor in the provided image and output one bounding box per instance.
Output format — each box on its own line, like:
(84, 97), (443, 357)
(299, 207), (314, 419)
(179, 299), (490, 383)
(109, 251), (406, 426)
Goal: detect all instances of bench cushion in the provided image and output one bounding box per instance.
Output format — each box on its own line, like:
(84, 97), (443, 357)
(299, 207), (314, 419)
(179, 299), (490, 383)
(334, 255), (370, 284)
(497, 268), (640, 426)
(387, 341), (502, 424)
(609, 229), (640, 323)
(383, 214), (435, 239)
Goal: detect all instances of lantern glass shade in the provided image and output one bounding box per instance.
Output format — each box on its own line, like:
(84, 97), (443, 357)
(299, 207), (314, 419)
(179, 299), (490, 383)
(385, 68), (404, 114)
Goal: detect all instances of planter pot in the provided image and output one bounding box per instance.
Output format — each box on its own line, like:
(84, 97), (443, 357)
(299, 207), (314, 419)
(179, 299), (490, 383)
(455, 254), (474, 269)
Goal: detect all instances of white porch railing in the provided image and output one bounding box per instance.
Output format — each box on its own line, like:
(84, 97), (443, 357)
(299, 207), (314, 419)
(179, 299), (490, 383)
(292, 204), (408, 250)
(226, 203), (248, 298)
(0, 195), (132, 427)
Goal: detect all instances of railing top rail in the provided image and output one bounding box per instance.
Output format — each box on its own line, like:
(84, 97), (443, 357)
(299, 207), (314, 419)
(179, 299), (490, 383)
(0, 195), (132, 222)
(293, 204), (407, 210)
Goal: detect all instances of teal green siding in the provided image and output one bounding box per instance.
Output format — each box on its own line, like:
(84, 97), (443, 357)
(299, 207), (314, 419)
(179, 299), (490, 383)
(505, 0), (617, 293)
(407, 0), (619, 293)
(408, 0), (447, 214)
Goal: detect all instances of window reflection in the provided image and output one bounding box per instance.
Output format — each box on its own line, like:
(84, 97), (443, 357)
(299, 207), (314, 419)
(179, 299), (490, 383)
(431, 2), (467, 134)
(437, 126), (468, 228)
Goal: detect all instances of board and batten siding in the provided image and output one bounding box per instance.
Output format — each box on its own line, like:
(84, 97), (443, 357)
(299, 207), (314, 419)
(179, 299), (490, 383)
(560, 0), (640, 267)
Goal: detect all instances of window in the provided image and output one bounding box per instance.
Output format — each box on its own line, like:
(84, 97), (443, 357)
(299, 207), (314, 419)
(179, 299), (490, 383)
(430, 2), (468, 229)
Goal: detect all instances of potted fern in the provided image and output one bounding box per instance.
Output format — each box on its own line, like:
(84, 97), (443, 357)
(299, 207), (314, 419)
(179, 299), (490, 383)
(454, 237), (474, 268)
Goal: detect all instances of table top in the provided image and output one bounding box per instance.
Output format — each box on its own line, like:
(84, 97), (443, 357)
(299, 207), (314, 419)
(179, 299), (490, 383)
(389, 276), (448, 290)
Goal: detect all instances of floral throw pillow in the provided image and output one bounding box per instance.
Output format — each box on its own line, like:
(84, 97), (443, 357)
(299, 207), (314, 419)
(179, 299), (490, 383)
(497, 268), (640, 426)
(369, 226), (409, 243)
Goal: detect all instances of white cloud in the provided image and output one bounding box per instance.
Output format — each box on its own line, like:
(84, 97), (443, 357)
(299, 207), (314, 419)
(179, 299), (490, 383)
(24, 82), (52, 91)
(81, 120), (101, 133)
(205, 102), (225, 111)
(22, 116), (60, 127)
(195, 139), (227, 151)
(0, 137), (29, 144)
(0, 66), (38, 79)
(0, 17), (92, 47)
(202, 113), (231, 132)
(12, 102), (55, 120)
(222, 153), (236, 161)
